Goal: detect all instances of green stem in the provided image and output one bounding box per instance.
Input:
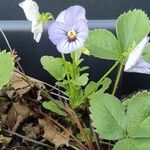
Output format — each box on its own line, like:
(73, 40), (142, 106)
(72, 52), (77, 79)
(61, 54), (72, 94)
(112, 63), (124, 95)
(80, 57), (123, 103)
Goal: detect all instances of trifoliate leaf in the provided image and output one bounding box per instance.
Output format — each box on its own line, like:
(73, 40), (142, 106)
(85, 29), (121, 60)
(41, 56), (66, 80)
(117, 9), (150, 52)
(42, 101), (67, 116)
(90, 93), (126, 140)
(113, 138), (138, 150)
(0, 50), (14, 89)
(126, 91), (150, 138)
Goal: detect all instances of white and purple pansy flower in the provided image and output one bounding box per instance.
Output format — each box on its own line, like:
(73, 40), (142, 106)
(48, 5), (89, 54)
(124, 36), (150, 74)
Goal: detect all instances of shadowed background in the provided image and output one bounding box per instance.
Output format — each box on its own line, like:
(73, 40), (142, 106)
(0, 0), (150, 97)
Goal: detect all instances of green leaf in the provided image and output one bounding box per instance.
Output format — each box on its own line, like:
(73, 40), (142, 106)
(0, 51), (14, 89)
(85, 78), (111, 99)
(113, 138), (138, 150)
(135, 138), (150, 150)
(42, 101), (67, 116)
(85, 29), (121, 60)
(126, 91), (150, 138)
(90, 93), (126, 140)
(76, 128), (93, 141)
(41, 56), (66, 80)
(142, 43), (150, 63)
(117, 9), (150, 51)
(72, 73), (89, 86)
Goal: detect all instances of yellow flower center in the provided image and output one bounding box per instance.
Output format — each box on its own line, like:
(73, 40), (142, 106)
(68, 31), (76, 41)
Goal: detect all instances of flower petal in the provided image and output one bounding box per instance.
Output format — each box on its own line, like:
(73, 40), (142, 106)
(124, 58), (150, 74)
(65, 5), (87, 26)
(48, 22), (69, 45)
(55, 10), (67, 23)
(124, 36), (149, 71)
(19, 0), (40, 21)
(57, 37), (84, 54)
(32, 21), (43, 42)
(73, 20), (89, 41)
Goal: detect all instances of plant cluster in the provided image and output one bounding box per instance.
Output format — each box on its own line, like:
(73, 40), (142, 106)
(0, 0), (150, 150)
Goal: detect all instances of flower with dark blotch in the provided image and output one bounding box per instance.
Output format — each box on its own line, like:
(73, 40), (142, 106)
(48, 5), (89, 54)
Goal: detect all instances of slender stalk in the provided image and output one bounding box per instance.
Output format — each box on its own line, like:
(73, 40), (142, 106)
(112, 63), (124, 95)
(80, 58), (123, 103)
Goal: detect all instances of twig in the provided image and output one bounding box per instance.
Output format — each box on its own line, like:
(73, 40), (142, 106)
(64, 103), (95, 150)
(2, 128), (52, 148)
(0, 29), (24, 73)
(100, 141), (114, 146)
(92, 127), (100, 150)
(49, 91), (69, 101)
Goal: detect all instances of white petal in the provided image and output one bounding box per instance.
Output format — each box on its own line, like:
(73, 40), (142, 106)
(124, 36), (149, 71)
(19, 0), (40, 21)
(124, 58), (150, 74)
(31, 21), (43, 42)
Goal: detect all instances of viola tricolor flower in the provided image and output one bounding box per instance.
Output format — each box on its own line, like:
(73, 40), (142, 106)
(124, 36), (150, 74)
(48, 5), (89, 54)
(19, 0), (52, 43)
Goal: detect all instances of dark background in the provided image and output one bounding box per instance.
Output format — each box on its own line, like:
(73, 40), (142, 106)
(0, 0), (150, 97)
(0, 0), (150, 20)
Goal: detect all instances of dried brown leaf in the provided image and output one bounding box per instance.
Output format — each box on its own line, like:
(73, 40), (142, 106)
(7, 71), (45, 98)
(0, 135), (11, 149)
(23, 124), (41, 139)
(39, 119), (71, 148)
(6, 102), (34, 131)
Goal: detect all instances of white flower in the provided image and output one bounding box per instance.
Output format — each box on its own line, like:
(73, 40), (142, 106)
(124, 36), (150, 74)
(19, 0), (42, 42)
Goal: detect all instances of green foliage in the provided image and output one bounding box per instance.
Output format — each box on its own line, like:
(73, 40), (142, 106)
(90, 93), (126, 140)
(126, 91), (150, 138)
(84, 78), (111, 99)
(71, 73), (89, 86)
(42, 101), (67, 116)
(117, 9), (150, 52)
(0, 50), (14, 89)
(113, 138), (138, 150)
(142, 43), (150, 63)
(85, 29), (121, 60)
(90, 91), (150, 149)
(41, 56), (66, 80)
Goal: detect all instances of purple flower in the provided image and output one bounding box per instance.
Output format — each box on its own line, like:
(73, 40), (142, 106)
(48, 5), (89, 54)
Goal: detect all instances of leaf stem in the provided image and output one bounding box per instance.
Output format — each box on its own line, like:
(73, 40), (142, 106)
(80, 57), (123, 103)
(112, 63), (124, 95)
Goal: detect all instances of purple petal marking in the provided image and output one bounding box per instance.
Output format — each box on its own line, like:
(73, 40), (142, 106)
(48, 22), (69, 45)
(73, 20), (89, 40)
